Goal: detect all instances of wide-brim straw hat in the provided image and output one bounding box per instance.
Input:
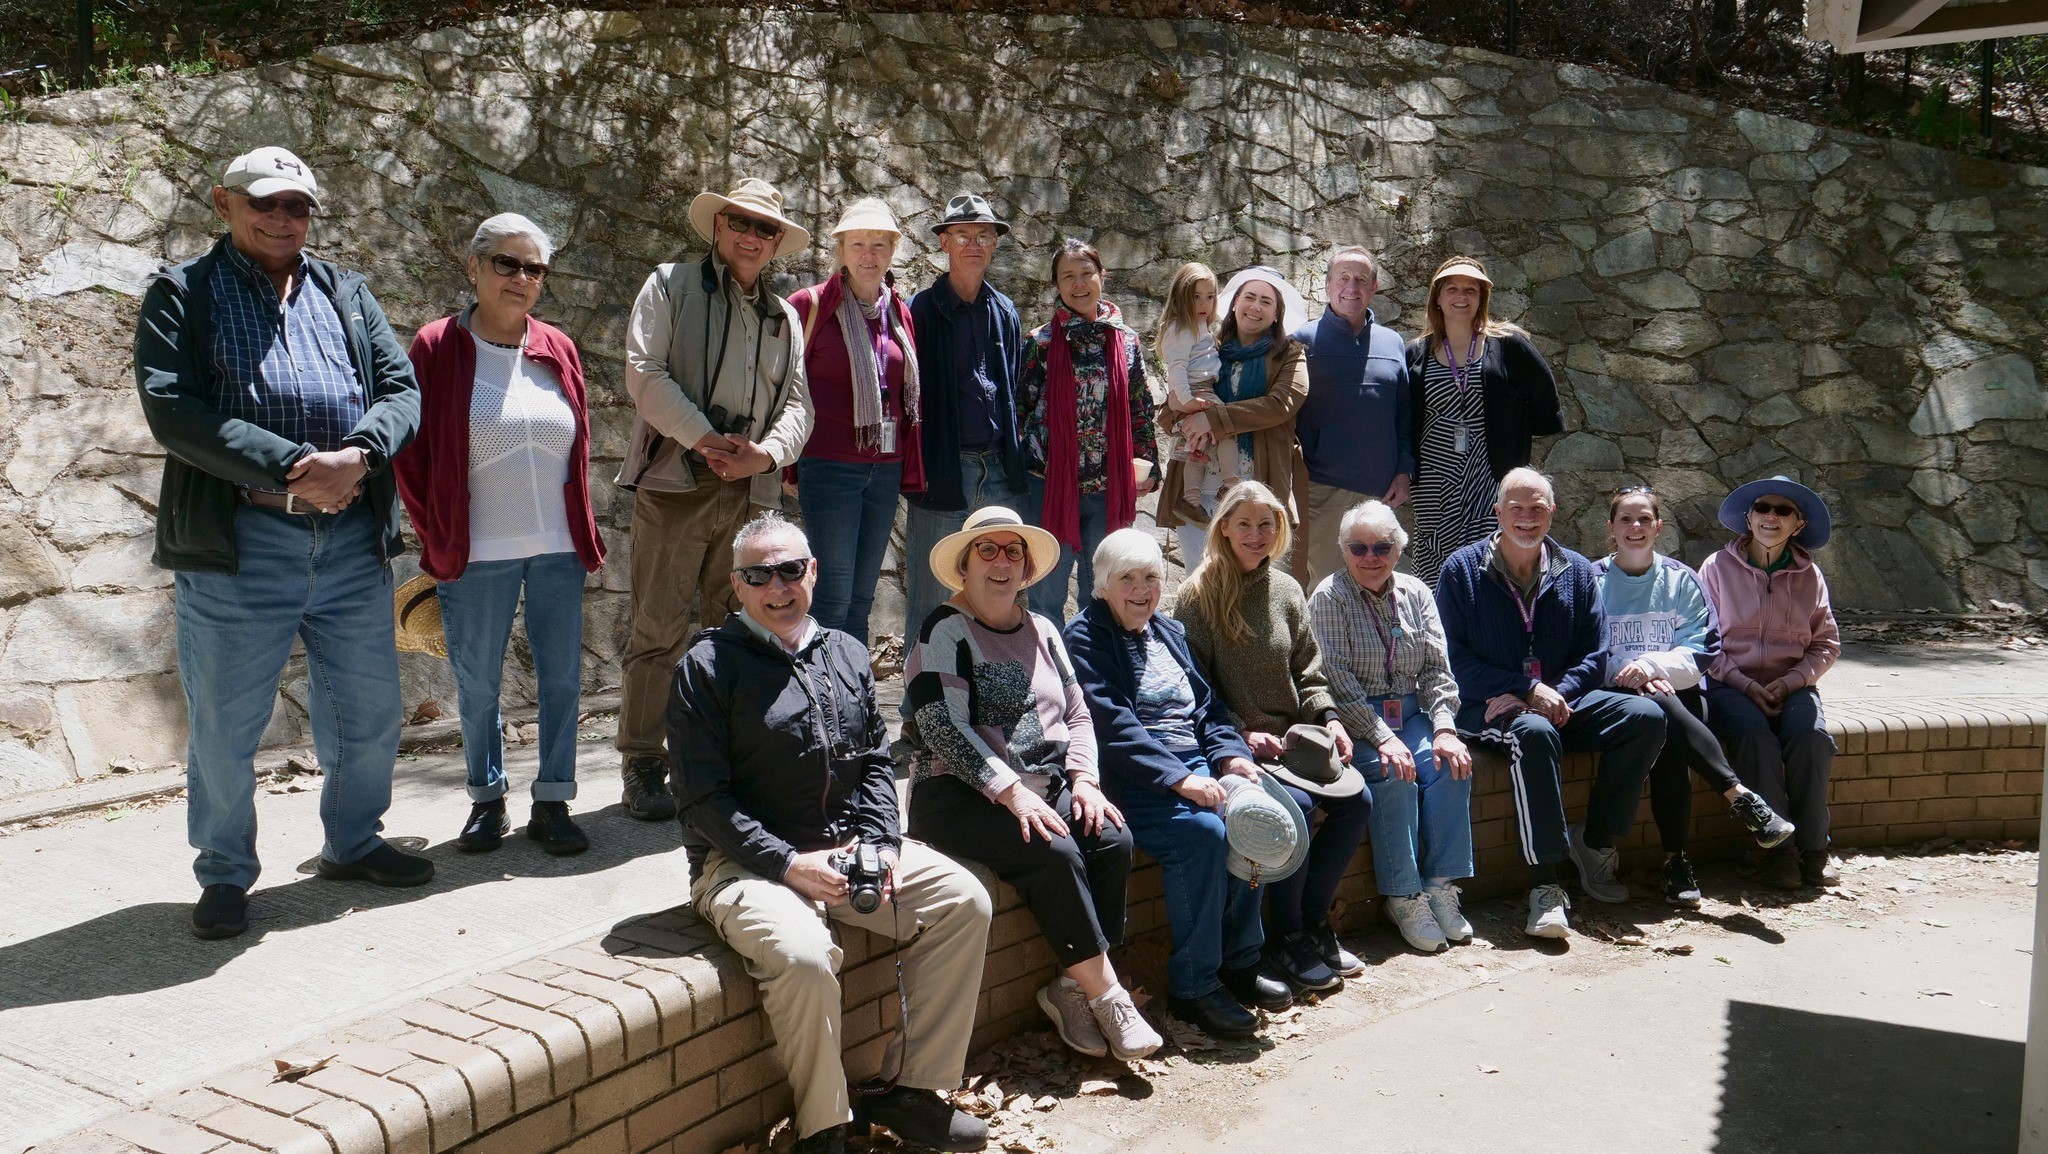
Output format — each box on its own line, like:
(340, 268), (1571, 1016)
(1222, 773), (1310, 886)
(688, 177), (810, 260)
(929, 506), (1061, 593)
(1219, 266), (1309, 336)
(1719, 475), (1833, 549)
(1430, 257), (1494, 288)
(1264, 722), (1366, 799)
(394, 574), (447, 659)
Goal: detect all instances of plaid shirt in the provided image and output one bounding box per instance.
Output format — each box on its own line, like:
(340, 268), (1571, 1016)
(1306, 567), (1461, 747)
(208, 242), (365, 460)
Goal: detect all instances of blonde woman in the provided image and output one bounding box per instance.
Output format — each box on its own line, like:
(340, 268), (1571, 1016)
(1404, 256), (1564, 585)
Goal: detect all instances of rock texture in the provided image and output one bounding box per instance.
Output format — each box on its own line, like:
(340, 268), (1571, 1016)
(0, 10), (2042, 792)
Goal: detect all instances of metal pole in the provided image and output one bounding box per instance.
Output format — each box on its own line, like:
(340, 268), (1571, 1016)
(1900, 47), (1914, 101)
(72, 0), (92, 85)
(1505, 0), (1518, 55)
(1981, 40), (1996, 138)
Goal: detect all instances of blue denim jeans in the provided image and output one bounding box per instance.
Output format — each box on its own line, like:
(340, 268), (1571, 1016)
(1116, 750), (1264, 999)
(1267, 775), (1373, 935)
(902, 449), (1025, 648)
(173, 504), (402, 891)
(435, 551), (587, 804)
(1024, 474), (1110, 625)
(796, 457), (903, 643)
(1357, 695), (1474, 896)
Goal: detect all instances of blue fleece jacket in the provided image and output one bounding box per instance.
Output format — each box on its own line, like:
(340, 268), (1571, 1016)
(1434, 535), (1605, 707)
(1290, 309), (1414, 494)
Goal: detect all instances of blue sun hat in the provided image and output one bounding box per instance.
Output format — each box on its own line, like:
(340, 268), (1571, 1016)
(1719, 475), (1832, 549)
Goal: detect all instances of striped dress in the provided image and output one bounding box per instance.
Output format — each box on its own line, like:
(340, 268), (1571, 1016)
(1410, 352), (1496, 586)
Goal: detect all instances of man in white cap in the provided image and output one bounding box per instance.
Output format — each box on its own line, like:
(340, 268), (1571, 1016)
(614, 178), (815, 819)
(134, 145), (428, 940)
(1291, 245), (1414, 587)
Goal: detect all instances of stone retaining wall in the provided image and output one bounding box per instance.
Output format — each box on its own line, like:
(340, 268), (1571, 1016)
(32, 697), (2043, 1154)
(2, 9), (2044, 793)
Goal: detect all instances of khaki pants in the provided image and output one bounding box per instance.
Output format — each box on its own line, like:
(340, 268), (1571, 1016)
(615, 481), (757, 764)
(692, 842), (992, 1139)
(1303, 479), (1377, 590)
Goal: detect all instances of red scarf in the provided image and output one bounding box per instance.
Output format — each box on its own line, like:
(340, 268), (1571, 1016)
(1042, 303), (1136, 550)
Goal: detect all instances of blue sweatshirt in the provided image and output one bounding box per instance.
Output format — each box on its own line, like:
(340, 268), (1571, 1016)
(1434, 534), (1605, 706)
(1290, 309), (1414, 494)
(1592, 554), (1722, 691)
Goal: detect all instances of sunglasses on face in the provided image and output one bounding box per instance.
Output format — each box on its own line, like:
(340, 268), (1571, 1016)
(1345, 541), (1396, 559)
(722, 212), (784, 241)
(487, 253), (550, 281)
(235, 191), (315, 219)
(972, 540), (1027, 562)
(736, 559), (811, 586)
(1751, 500), (1800, 518)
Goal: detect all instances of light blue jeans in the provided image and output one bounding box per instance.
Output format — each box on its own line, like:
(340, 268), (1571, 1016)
(1024, 474), (1109, 625)
(174, 504), (402, 891)
(1357, 694), (1474, 896)
(796, 457), (903, 644)
(435, 551), (587, 803)
(902, 449), (1025, 647)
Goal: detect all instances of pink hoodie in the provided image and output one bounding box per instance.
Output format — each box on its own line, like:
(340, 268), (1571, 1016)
(1697, 537), (1840, 692)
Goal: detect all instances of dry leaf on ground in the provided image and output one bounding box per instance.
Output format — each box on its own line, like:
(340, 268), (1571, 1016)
(272, 1055), (334, 1082)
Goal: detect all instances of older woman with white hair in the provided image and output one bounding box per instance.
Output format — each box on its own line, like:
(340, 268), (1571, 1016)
(1306, 501), (1473, 954)
(396, 212), (605, 854)
(788, 198), (924, 642)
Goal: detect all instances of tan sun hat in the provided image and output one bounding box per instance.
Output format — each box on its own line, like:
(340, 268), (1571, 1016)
(929, 506), (1062, 593)
(688, 177), (810, 260)
(393, 574), (447, 659)
(1429, 257), (1493, 288)
(829, 197), (902, 242)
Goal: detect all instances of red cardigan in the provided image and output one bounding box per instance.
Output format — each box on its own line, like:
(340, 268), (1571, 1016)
(788, 273), (926, 492)
(395, 314), (606, 582)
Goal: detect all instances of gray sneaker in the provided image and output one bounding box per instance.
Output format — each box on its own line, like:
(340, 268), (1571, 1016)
(1525, 883), (1572, 939)
(1568, 823), (1630, 903)
(1038, 978), (1108, 1057)
(1088, 985), (1163, 1061)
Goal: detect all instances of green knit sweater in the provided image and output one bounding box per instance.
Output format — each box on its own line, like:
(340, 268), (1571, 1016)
(1172, 559), (1340, 736)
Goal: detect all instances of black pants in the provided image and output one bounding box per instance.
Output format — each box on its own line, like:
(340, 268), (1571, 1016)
(909, 773), (1134, 968)
(1642, 689), (1744, 854)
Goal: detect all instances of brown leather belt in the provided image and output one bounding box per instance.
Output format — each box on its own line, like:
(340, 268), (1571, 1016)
(239, 488), (315, 514)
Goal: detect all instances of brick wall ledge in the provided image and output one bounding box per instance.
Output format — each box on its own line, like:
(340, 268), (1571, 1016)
(34, 696), (2043, 1154)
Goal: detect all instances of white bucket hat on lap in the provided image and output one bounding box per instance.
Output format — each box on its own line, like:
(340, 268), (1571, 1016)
(1221, 773), (1309, 886)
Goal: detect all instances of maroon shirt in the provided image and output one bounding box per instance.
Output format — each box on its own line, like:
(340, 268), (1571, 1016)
(789, 275), (926, 489)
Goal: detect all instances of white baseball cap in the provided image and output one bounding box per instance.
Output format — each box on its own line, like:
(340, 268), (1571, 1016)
(221, 146), (321, 207)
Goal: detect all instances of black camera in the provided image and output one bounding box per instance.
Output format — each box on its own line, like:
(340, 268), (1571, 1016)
(831, 843), (888, 915)
(686, 404), (757, 469)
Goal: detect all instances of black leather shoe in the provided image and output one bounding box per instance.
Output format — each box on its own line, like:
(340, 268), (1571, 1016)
(1800, 851), (1840, 887)
(457, 799), (508, 852)
(854, 1085), (987, 1152)
(793, 1124), (848, 1154)
(527, 801), (590, 855)
(621, 755), (678, 821)
(191, 884), (248, 940)
(1168, 989), (1259, 1040)
(1221, 963), (1293, 1012)
(1266, 931), (1341, 993)
(316, 842), (435, 887)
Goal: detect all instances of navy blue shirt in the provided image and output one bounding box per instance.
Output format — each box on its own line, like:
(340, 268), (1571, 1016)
(934, 276), (1003, 450)
(207, 242), (366, 460)
(1291, 309), (1414, 494)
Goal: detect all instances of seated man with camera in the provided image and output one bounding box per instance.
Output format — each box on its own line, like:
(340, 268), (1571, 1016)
(673, 513), (994, 1154)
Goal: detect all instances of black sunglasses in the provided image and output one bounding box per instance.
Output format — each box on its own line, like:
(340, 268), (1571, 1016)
(972, 540), (1027, 562)
(736, 558), (811, 586)
(1345, 541), (1396, 559)
(1751, 499), (1800, 518)
(234, 190), (315, 219)
(722, 211), (785, 241)
(1612, 484), (1658, 497)
(488, 253), (550, 281)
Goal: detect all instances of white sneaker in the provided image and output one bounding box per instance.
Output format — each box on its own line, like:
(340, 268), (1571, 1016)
(1422, 882), (1473, 943)
(1087, 985), (1163, 1061)
(1384, 894), (1449, 953)
(1567, 823), (1630, 903)
(1038, 978), (1108, 1057)
(1525, 883), (1572, 939)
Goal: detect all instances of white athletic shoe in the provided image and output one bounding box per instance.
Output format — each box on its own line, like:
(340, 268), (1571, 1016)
(1088, 985), (1163, 1061)
(1423, 882), (1474, 943)
(1038, 977), (1108, 1057)
(1568, 823), (1630, 903)
(1385, 894), (1449, 954)
(1525, 883), (1572, 939)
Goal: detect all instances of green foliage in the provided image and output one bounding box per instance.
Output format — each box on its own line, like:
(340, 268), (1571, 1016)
(1911, 82), (1985, 151)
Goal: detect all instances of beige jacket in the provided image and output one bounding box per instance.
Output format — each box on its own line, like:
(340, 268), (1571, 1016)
(617, 253), (813, 506)
(1156, 337), (1311, 529)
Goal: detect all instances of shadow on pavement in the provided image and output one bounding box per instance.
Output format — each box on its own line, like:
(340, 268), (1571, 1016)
(1715, 1000), (2020, 1153)
(0, 803), (678, 1012)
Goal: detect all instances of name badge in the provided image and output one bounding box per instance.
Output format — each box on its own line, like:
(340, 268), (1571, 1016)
(1454, 426), (1470, 456)
(1381, 698), (1403, 728)
(877, 419), (897, 455)
(1522, 656), (1542, 681)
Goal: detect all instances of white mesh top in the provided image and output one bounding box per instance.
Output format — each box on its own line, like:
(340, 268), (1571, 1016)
(467, 332), (578, 563)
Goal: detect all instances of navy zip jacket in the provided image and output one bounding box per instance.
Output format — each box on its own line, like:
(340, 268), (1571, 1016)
(1062, 599), (1254, 802)
(1291, 309), (1414, 494)
(907, 276), (1026, 512)
(669, 615), (900, 880)
(1435, 535), (1606, 708)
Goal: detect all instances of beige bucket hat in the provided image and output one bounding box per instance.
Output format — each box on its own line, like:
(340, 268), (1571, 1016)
(688, 177), (810, 260)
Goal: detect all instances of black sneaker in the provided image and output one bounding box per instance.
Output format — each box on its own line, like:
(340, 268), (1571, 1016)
(1265, 931), (1341, 993)
(191, 884), (248, 940)
(1306, 919), (1366, 976)
(621, 755), (678, 821)
(316, 842), (436, 887)
(793, 1123), (848, 1154)
(1662, 853), (1703, 907)
(1220, 963), (1293, 1012)
(457, 799), (508, 852)
(854, 1085), (987, 1152)
(1800, 851), (1840, 887)
(1761, 844), (1803, 891)
(527, 801), (590, 855)
(1730, 790), (1795, 849)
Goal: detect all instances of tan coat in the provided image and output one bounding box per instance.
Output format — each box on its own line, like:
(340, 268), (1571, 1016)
(1156, 336), (1311, 531)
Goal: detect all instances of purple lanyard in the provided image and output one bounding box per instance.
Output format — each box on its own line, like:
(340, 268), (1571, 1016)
(1361, 586), (1399, 684)
(870, 306), (893, 399)
(1504, 547), (1546, 642)
(1444, 335), (1480, 397)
